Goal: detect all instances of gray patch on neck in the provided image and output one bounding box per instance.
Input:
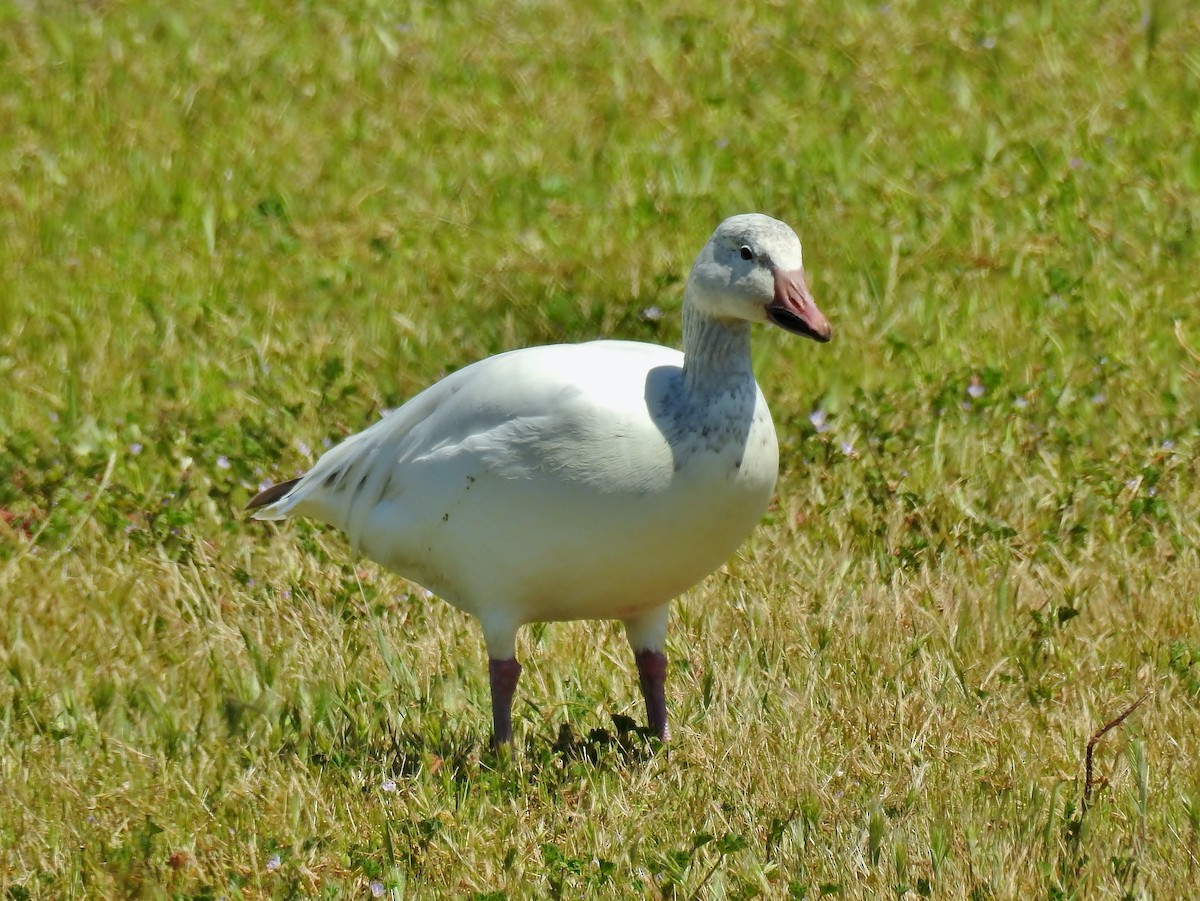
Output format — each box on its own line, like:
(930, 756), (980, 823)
(646, 364), (760, 472)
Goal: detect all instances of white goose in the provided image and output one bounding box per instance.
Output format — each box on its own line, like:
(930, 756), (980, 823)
(247, 213), (831, 745)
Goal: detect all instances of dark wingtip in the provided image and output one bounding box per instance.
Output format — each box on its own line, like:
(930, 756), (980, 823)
(245, 477), (302, 511)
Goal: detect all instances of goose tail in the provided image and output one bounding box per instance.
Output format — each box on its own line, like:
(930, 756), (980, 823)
(245, 477), (303, 520)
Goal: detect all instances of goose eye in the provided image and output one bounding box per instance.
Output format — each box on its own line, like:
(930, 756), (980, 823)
(739, 245), (754, 261)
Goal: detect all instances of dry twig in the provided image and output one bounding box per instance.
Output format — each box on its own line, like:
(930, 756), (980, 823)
(1083, 691), (1151, 810)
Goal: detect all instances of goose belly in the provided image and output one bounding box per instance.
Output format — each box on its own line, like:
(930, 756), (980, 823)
(362, 428), (779, 625)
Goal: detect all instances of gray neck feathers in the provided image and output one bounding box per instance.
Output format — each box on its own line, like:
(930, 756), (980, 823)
(681, 302), (754, 396)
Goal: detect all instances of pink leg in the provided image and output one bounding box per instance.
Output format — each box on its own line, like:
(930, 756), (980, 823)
(634, 649), (670, 741)
(488, 658), (523, 747)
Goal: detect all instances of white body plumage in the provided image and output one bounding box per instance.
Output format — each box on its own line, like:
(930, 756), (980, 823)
(253, 340), (778, 655)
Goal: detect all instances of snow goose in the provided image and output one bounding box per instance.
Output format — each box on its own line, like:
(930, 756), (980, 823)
(247, 213), (831, 746)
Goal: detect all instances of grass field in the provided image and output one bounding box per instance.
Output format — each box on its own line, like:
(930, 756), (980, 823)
(3, 0), (1200, 897)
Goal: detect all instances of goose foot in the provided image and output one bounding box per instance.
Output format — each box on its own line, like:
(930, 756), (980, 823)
(634, 649), (670, 741)
(488, 657), (523, 747)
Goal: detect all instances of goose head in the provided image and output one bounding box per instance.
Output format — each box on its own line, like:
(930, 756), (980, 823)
(685, 213), (831, 342)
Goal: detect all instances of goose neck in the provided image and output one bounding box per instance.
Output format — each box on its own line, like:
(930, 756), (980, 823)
(681, 303), (754, 394)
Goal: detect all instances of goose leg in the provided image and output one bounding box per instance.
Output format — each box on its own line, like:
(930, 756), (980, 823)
(634, 649), (670, 741)
(488, 657), (522, 747)
(623, 605), (671, 741)
(481, 617), (522, 747)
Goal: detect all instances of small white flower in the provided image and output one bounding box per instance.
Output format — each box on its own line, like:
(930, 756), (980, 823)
(216, 455), (231, 470)
(266, 854), (281, 872)
(381, 779), (397, 793)
(129, 442), (144, 455)
(1014, 397), (1029, 409)
(370, 881), (386, 897)
(808, 409), (829, 433)
(841, 441), (855, 456)
(639, 305), (664, 323)
(967, 380), (985, 399)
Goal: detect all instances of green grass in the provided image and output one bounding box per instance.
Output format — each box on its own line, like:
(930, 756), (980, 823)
(2, 0), (1199, 897)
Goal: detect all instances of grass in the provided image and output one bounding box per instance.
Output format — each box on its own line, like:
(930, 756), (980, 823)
(2, 0), (1199, 897)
